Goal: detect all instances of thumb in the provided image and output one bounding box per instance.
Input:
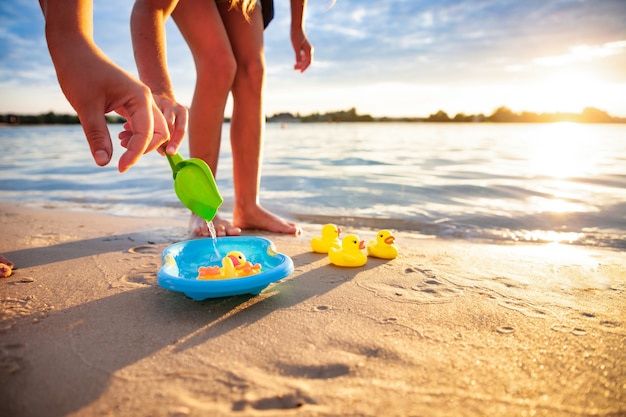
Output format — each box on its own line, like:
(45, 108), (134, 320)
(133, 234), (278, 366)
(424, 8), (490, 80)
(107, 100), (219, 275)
(78, 111), (113, 167)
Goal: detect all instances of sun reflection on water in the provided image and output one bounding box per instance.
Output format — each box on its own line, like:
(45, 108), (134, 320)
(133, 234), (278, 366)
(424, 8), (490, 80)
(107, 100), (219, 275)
(504, 229), (585, 244)
(527, 195), (591, 214)
(517, 122), (604, 244)
(527, 122), (600, 179)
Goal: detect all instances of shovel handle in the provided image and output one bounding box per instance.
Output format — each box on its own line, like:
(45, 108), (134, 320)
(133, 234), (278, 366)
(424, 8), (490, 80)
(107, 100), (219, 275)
(164, 148), (184, 179)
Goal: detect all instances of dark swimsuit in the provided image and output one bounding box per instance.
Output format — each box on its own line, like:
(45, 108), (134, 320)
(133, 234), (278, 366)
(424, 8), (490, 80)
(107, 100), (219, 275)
(261, 0), (274, 28)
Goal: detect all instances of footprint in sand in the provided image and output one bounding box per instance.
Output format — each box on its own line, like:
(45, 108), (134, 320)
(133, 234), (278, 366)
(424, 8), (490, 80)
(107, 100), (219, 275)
(0, 342), (26, 374)
(599, 320), (621, 328)
(0, 296), (49, 332)
(109, 245), (162, 288)
(551, 313), (621, 336)
(595, 320), (624, 336)
(551, 324), (588, 336)
(233, 390), (316, 411)
(128, 245), (161, 255)
(318, 273), (350, 284)
(26, 232), (68, 247)
(358, 266), (462, 304)
(493, 276), (527, 289)
(277, 362), (350, 379)
(113, 262), (159, 288)
(497, 299), (554, 319)
(496, 326), (515, 334)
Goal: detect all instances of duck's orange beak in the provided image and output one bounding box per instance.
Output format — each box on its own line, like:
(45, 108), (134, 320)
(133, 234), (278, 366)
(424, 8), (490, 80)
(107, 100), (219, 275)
(384, 236), (395, 244)
(227, 254), (241, 266)
(359, 240), (365, 250)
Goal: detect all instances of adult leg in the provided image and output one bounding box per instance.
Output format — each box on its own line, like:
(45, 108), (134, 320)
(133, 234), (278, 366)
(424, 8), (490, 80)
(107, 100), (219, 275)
(219, 2), (301, 234)
(172, 0), (241, 236)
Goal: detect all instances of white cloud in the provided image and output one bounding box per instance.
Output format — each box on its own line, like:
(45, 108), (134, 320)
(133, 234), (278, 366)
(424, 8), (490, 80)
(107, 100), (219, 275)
(534, 40), (626, 67)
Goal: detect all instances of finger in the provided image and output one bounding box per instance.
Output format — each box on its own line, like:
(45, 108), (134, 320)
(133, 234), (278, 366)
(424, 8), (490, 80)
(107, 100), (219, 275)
(119, 135), (131, 149)
(294, 47), (303, 68)
(167, 107), (188, 155)
(162, 107), (177, 155)
(77, 110), (113, 167)
(151, 103), (170, 151)
(294, 45), (312, 72)
(162, 106), (175, 131)
(118, 129), (132, 143)
(117, 107), (154, 172)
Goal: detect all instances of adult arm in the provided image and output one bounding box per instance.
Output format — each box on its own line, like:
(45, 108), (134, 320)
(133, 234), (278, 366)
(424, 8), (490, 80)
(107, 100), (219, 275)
(39, 0), (171, 172)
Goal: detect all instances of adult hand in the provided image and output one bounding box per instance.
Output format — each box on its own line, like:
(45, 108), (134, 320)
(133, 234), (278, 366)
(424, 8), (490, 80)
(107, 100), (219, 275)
(56, 45), (170, 172)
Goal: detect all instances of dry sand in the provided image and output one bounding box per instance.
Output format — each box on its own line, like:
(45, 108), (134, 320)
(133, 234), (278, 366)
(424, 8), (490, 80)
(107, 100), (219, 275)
(1, 203), (625, 417)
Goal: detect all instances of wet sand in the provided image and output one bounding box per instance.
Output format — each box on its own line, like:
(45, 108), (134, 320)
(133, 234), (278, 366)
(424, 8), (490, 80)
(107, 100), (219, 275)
(1, 203), (625, 416)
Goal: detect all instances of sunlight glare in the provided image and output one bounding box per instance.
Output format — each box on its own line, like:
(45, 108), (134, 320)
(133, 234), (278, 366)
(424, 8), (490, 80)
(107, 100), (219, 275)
(527, 122), (598, 179)
(527, 42), (626, 113)
(505, 230), (585, 244)
(533, 42), (624, 67)
(533, 70), (601, 113)
(527, 196), (588, 214)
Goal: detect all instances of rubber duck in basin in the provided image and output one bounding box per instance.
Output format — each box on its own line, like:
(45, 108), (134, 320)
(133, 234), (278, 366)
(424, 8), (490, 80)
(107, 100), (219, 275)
(197, 251), (262, 280)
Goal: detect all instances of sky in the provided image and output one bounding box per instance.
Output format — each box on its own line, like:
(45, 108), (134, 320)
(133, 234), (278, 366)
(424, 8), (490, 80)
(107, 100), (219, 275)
(1, 0), (626, 118)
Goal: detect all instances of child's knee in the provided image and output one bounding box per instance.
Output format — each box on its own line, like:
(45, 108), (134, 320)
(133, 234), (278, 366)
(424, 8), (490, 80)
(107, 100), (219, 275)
(198, 53), (237, 89)
(236, 57), (265, 89)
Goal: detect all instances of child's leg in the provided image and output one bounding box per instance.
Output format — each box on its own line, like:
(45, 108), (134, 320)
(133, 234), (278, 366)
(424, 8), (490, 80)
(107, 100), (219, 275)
(173, 0), (241, 236)
(220, 3), (301, 234)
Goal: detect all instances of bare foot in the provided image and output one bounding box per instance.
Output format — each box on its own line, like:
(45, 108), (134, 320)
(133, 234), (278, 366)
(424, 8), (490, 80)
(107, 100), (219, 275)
(189, 213), (242, 237)
(233, 204), (302, 235)
(0, 254), (13, 278)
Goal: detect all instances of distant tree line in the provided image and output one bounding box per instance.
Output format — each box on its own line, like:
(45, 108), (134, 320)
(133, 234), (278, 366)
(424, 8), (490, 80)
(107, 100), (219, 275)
(2, 106), (624, 125)
(267, 106), (625, 124)
(295, 107), (374, 123)
(0, 112), (125, 125)
(427, 106), (621, 124)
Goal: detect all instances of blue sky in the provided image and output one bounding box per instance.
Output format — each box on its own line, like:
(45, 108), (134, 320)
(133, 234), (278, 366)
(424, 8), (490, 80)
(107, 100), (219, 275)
(1, 0), (626, 117)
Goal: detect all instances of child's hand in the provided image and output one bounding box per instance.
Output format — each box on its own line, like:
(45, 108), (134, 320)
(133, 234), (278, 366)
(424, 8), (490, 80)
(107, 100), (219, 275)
(153, 94), (188, 155)
(292, 31), (313, 73)
(118, 93), (187, 157)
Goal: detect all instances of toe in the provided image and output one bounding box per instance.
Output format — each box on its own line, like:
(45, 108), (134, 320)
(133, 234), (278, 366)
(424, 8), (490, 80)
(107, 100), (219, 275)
(225, 225), (242, 236)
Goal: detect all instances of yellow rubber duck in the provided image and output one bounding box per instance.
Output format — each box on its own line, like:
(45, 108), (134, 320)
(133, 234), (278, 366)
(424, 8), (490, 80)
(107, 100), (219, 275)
(310, 223), (341, 253)
(367, 229), (398, 259)
(197, 251), (262, 280)
(328, 234), (367, 267)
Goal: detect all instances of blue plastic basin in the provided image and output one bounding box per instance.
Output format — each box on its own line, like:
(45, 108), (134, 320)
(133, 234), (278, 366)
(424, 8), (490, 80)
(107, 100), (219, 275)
(157, 236), (294, 300)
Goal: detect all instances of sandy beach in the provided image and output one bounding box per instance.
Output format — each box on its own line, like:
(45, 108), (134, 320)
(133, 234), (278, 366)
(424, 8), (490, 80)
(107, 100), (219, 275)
(1, 203), (624, 416)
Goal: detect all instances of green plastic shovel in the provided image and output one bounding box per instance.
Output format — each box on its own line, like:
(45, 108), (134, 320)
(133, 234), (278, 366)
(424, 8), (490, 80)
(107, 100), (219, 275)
(165, 152), (223, 222)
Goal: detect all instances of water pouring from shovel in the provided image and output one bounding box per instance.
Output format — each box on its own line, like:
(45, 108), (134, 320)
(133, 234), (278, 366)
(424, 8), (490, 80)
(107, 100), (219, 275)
(165, 152), (223, 222)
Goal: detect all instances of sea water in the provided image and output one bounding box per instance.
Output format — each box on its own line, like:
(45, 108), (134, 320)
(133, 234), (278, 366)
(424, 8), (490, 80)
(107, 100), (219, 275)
(1, 122), (625, 249)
